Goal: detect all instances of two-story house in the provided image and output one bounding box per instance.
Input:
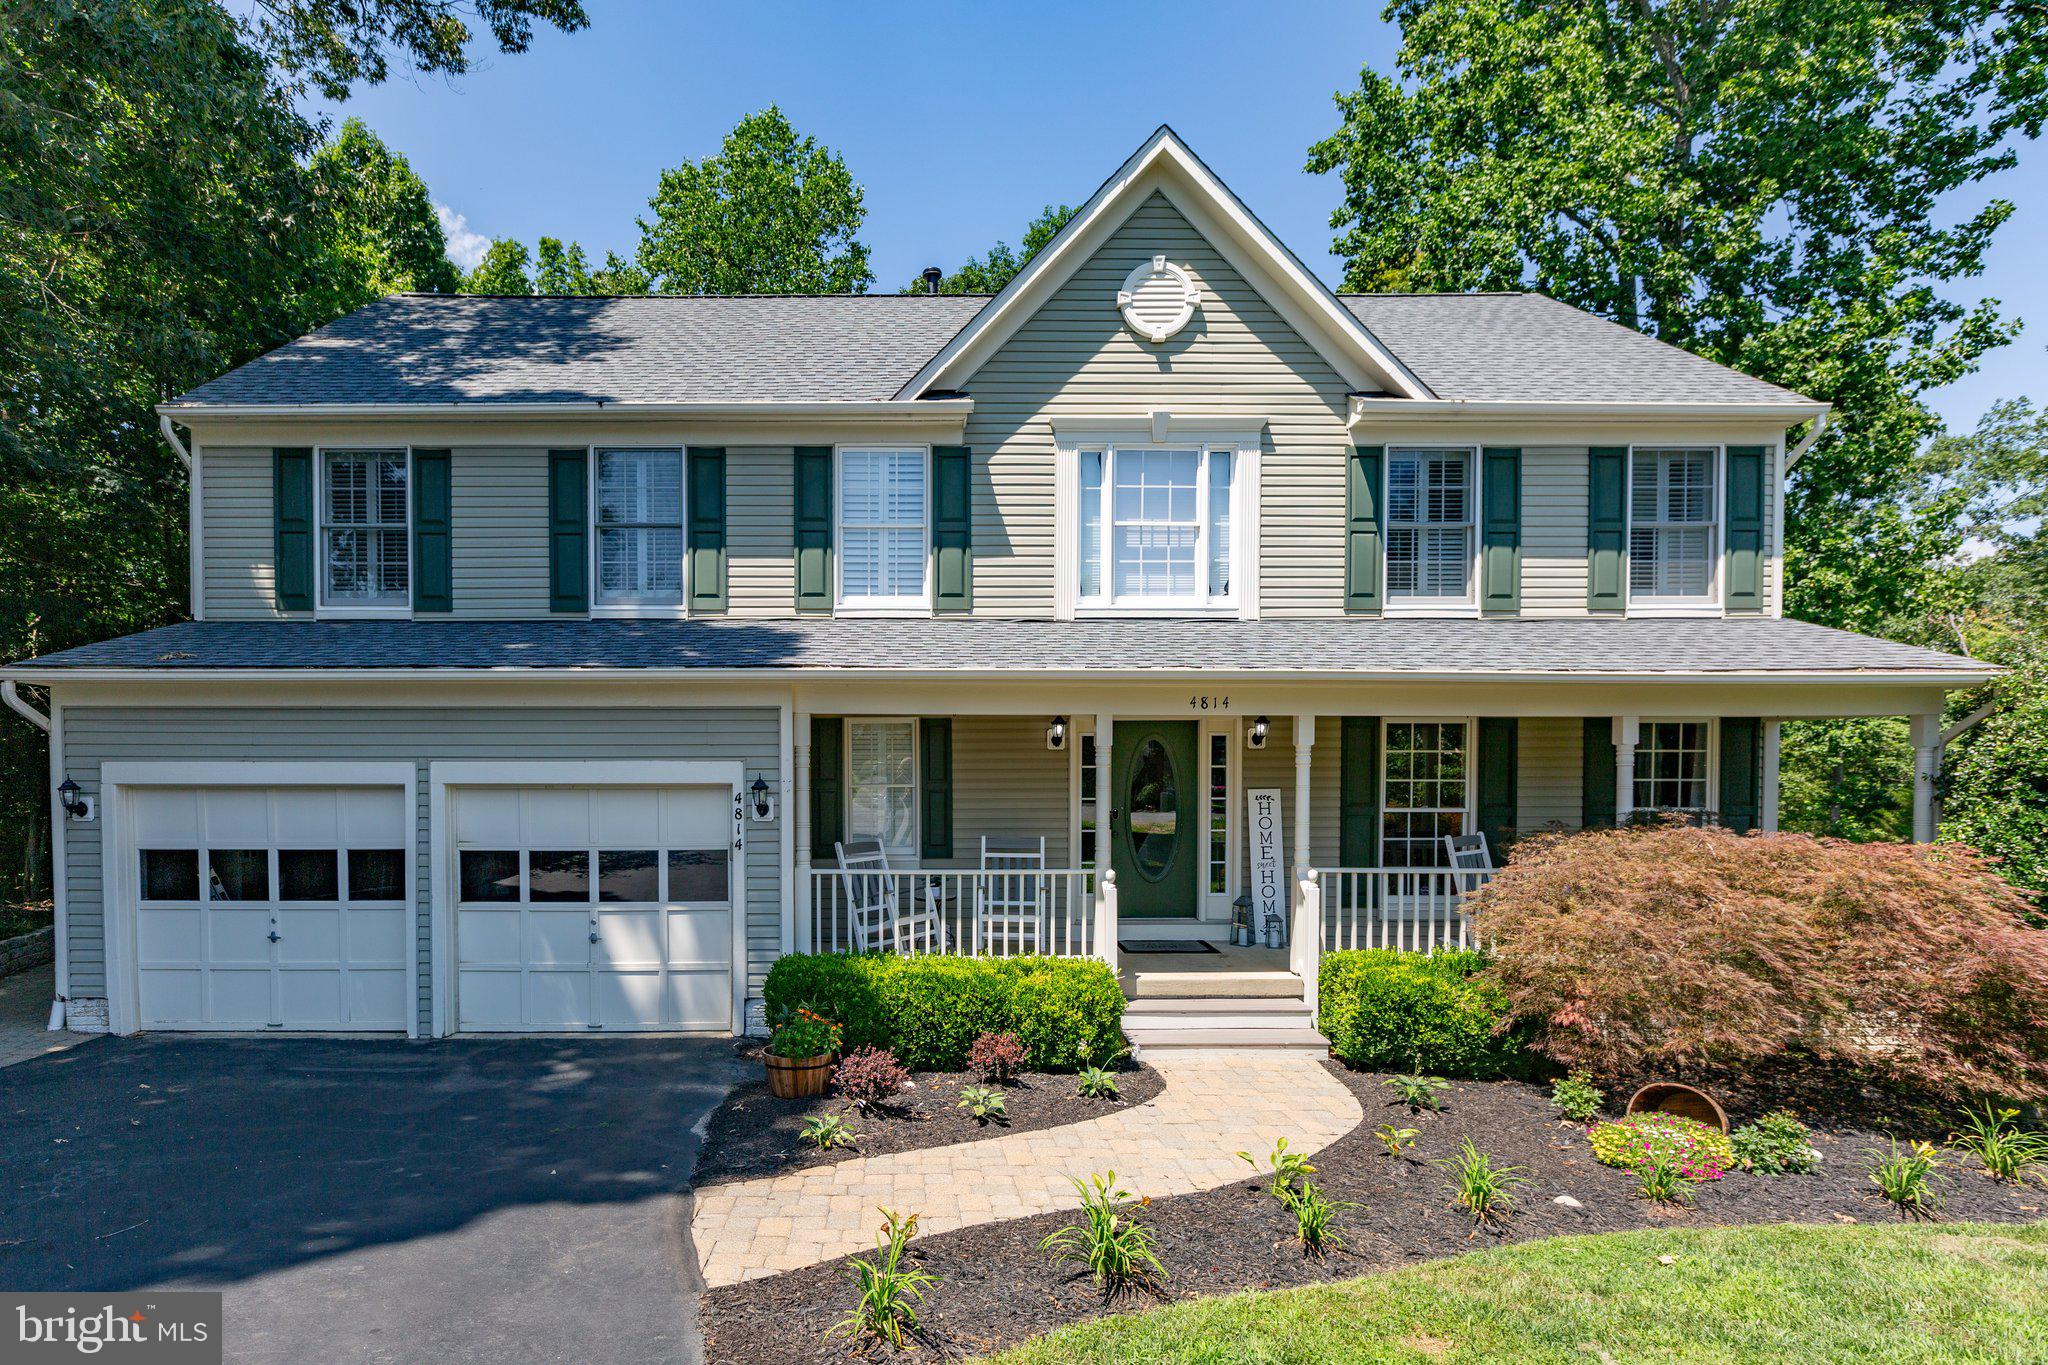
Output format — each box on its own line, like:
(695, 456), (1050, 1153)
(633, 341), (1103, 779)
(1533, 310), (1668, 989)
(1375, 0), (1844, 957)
(2, 128), (1991, 1046)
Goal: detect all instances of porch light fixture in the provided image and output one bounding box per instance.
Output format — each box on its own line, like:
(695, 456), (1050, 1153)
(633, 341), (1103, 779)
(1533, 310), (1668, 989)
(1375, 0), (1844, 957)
(749, 776), (775, 823)
(1046, 716), (1068, 751)
(1247, 716), (1270, 750)
(56, 777), (93, 822)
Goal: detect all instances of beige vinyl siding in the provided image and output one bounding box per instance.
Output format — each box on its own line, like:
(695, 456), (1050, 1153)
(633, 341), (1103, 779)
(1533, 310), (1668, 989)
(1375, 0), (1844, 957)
(1238, 717), (1341, 881)
(963, 192), (1352, 617)
(728, 446), (795, 616)
(200, 447), (291, 619)
(930, 716), (1073, 868)
(1516, 717), (1583, 834)
(59, 706), (784, 1032)
(450, 446), (549, 617)
(1521, 447), (1590, 617)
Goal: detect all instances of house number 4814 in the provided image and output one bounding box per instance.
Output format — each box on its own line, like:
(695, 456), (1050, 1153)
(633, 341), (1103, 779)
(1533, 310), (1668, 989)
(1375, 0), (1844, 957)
(1189, 695), (1231, 711)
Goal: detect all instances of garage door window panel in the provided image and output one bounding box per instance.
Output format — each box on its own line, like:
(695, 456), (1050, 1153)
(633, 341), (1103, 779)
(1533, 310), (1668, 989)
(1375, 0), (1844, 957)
(667, 849), (730, 902)
(278, 849), (340, 901)
(347, 849), (407, 901)
(207, 849), (270, 901)
(527, 850), (592, 902)
(140, 849), (200, 901)
(460, 850), (521, 902)
(598, 850), (660, 902)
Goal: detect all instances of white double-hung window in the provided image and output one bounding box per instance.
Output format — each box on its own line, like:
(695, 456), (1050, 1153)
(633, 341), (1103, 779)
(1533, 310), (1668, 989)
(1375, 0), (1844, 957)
(1386, 448), (1473, 606)
(1634, 720), (1712, 816)
(1630, 448), (1718, 604)
(595, 448), (684, 607)
(839, 447), (929, 610)
(321, 449), (409, 610)
(1076, 442), (1238, 611)
(846, 720), (917, 857)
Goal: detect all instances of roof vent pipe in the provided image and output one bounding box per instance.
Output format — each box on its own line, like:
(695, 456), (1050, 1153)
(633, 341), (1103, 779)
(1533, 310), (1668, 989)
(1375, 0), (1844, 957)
(921, 266), (943, 295)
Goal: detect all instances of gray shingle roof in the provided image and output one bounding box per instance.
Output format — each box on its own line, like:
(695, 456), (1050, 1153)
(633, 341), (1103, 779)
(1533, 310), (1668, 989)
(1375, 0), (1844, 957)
(8, 617), (1987, 677)
(172, 293), (991, 407)
(1341, 294), (1812, 405)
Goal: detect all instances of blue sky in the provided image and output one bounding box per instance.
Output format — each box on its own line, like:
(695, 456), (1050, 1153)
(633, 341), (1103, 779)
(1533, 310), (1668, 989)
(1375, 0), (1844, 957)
(314, 0), (2045, 432)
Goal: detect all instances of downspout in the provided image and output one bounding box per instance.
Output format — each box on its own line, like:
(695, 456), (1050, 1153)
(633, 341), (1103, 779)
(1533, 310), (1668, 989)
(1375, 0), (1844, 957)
(1, 682), (66, 1029)
(157, 414), (192, 470)
(161, 416), (202, 620)
(1784, 406), (1830, 469)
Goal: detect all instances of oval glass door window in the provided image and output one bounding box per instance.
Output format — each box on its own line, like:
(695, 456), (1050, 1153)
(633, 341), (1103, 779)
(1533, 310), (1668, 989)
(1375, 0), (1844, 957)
(1126, 738), (1180, 881)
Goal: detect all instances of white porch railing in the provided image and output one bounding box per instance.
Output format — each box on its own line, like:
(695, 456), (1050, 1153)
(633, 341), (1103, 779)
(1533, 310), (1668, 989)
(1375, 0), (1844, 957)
(800, 868), (1100, 958)
(1312, 867), (1478, 954)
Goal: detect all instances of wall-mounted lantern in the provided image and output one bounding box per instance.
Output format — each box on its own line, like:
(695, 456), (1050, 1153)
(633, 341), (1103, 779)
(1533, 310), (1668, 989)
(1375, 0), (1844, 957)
(1247, 716), (1270, 750)
(1046, 716), (1068, 751)
(749, 776), (776, 823)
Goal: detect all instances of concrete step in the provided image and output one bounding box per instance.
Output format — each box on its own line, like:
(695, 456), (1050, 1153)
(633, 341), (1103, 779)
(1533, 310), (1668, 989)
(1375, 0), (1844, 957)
(1123, 995), (1309, 1016)
(1122, 971), (1303, 1000)
(1127, 1026), (1329, 1053)
(1124, 1011), (1316, 1032)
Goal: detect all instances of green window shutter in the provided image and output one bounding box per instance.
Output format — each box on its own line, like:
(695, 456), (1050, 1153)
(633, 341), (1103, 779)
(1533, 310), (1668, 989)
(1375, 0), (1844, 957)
(687, 447), (727, 613)
(932, 445), (972, 613)
(1477, 717), (1519, 854)
(1725, 446), (1766, 611)
(1345, 446), (1385, 614)
(1587, 447), (1627, 611)
(920, 718), (954, 859)
(273, 448), (314, 613)
(547, 449), (588, 613)
(411, 449), (453, 613)
(1719, 717), (1762, 833)
(794, 446), (834, 612)
(1339, 716), (1381, 866)
(810, 717), (844, 859)
(1481, 447), (1522, 614)
(1582, 718), (1617, 829)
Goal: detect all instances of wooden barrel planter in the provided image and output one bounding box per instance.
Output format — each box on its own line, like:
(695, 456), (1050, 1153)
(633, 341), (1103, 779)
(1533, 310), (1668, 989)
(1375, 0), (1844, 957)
(765, 1052), (835, 1099)
(1626, 1082), (1729, 1133)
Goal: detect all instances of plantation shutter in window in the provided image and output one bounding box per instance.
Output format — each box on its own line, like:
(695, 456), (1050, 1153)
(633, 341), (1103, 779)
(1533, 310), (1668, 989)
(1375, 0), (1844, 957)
(810, 716), (845, 859)
(1581, 718), (1617, 829)
(547, 449), (588, 613)
(1346, 447), (1384, 614)
(1339, 716), (1381, 867)
(1587, 447), (1626, 611)
(1719, 717), (1762, 833)
(920, 718), (953, 859)
(1725, 447), (1766, 611)
(1477, 717), (1518, 854)
(412, 449), (452, 613)
(794, 446), (833, 612)
(1481, 447), (1522, 614)
(273, 448), (314, 613)
(687, 447), (727, 613)
(932, 446), (972, 612)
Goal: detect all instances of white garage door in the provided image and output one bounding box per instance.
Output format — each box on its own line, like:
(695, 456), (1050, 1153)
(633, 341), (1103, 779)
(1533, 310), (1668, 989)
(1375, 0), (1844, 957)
(130, 786), (411, 1031)
(452, 785), (735, 1032)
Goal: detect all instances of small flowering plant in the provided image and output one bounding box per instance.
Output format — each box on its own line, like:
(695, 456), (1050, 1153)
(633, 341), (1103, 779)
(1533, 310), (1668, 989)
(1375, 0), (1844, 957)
(768, 1007), (842, 1060)
(1588, 1112), (1734, 1181)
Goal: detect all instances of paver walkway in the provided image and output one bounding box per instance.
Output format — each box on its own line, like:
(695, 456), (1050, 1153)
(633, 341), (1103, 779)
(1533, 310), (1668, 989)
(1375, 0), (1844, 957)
(691, 1049), (1363, 1286)
(0, 961), (90, 1069)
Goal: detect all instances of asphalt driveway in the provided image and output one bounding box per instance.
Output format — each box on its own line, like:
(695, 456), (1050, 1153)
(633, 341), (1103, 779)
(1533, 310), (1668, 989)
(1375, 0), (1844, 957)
(0, 1033), (746, 1364)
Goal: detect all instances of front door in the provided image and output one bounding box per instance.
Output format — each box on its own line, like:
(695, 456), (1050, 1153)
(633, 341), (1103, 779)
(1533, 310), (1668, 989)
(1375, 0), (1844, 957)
(1112, 720), (1200, 919)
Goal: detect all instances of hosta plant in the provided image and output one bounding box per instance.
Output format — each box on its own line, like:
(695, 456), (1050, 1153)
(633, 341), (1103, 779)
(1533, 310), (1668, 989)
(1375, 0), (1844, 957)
(828, 1208), (936, 1350)
(1236, 1137), (1316, 1204)
(1040, 1172), (1166, 1296)
(1549, 1069), (1604, 1123)
(1075, 1041), (1129, 1099)
(799, 1113), (856, 1151)
(1951, 1104), (2048, 1185)
(1732, 1110), (1822, 1175)
(1375, 1124), (1421, 1156)
(956, 1084), (1007, 1123)
(1589, 1113), (1733, 1181)
(1383, 1071), (1450, 1113)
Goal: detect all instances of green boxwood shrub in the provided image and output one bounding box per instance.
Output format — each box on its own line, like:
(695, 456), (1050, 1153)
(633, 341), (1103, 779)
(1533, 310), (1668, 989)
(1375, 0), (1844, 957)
(763, 953), (1125, 1071)
(1318, 948), (1528, 1078)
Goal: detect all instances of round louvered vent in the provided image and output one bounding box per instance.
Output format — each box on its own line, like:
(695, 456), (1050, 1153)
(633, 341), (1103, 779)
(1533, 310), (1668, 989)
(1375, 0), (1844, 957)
(1117, 256), (1200, 343)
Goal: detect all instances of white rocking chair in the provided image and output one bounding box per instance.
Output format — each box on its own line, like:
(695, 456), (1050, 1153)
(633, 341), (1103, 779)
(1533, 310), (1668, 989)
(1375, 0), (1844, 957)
(835, 838), (949, 954)
(1443, 832), (1495, 895)
(976, 835), (1047, 956)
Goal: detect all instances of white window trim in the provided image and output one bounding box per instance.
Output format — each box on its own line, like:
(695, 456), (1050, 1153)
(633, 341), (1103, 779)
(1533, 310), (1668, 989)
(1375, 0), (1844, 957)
(1626, 444), (1725, 617)
(1376, 716), (1477, 868)
(845, 716), (921, 861)
(314, 445), (413, 619)
(835, 444), (933, 615)
(1382, 445), (1481, 618)
(1631, 716), (1720, 817)
(589, 444), (689, 619)
(1055, 427), (1256, 619)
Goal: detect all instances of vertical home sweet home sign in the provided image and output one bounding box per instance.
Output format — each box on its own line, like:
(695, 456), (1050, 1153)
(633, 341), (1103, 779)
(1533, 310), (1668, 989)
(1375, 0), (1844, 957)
(1247, 788), (1284, 926)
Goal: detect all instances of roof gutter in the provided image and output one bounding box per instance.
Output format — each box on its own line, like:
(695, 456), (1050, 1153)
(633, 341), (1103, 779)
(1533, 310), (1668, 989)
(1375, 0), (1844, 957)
(1349, 397), (1831, 425)
(156, 399), (974, 423)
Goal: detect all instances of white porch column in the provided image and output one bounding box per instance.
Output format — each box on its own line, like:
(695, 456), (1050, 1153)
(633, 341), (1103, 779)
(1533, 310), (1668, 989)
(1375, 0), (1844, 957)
(1760, 720), (1783, 833)
(793, 711), (812, 952)
(1292, 716), (1317, 992)
(1911, 712), (1942, 843)
(1292, 715), (1316, 878)
(1093, 715), (1116, 971)
(1613, 715), (1640, 824)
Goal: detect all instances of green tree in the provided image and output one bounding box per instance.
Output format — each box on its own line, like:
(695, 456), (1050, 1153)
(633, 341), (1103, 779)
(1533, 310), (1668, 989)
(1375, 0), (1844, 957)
(533, 237), (589, 294)
(1778, 719), (1913, 843)
(636, 107), (872, 295)
(1943, 637), (2048, 899)
(250, 0), (588, 100)
(909, 204), (1076, 294)
(305, 117), (460, 314)
(462, 239), (533, 294)
(1308, 0), (2048, 632)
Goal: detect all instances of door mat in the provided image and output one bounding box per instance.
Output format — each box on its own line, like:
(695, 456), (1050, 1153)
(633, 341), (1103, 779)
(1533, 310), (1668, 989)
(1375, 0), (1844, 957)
(1117, 939), (1221, 954)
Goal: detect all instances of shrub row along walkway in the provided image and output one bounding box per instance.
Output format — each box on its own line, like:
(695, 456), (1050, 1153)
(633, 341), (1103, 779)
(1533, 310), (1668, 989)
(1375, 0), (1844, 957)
(689, 1050), (1362, 1287)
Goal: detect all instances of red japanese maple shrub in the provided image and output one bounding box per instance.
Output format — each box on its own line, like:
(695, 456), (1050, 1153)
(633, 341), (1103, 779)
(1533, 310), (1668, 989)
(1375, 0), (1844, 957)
(1468, 825), (2048, 1099)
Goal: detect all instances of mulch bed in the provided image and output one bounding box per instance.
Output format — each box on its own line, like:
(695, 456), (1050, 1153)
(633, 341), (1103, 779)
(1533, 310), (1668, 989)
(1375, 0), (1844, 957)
(698, 1064), (2048, 1362)
(695, 1051), (1165, 1188)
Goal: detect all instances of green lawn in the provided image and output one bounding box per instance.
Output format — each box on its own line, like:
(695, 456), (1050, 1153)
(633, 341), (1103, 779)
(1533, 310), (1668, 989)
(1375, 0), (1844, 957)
(988, 1223), (2048, 1364)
